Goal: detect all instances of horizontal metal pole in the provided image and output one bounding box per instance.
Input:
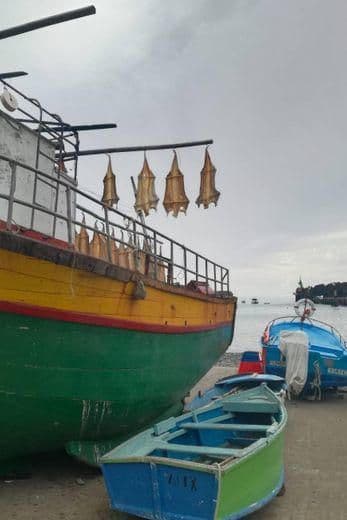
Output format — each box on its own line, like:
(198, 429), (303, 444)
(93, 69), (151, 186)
(60, 139), (213, 158)
(0, 6), (96, 40)
(0, 71), (28, 79)
(39, 123), (117, 132)
(15, 118), (68, 125)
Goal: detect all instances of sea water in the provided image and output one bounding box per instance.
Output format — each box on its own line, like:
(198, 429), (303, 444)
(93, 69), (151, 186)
(229, 302), (347, 353)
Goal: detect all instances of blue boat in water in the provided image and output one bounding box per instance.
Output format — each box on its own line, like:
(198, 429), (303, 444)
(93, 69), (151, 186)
(262, 299), (347, 397)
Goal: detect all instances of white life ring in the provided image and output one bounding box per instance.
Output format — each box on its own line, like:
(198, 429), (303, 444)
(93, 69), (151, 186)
(294, 298), (316, 319)
(0, 87), (18, 112)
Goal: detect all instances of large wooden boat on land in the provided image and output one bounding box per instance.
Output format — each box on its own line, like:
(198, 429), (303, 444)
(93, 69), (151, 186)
(0, 9), (235, 473)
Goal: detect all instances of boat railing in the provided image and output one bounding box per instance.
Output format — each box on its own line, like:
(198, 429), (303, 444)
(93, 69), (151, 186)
(0, 78), (79, 180)
(0, 152), (230, 296)
(266, 316), (346, 348)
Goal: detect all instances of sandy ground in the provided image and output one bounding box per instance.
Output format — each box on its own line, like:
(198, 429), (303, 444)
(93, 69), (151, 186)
(1, 365), (347, 519)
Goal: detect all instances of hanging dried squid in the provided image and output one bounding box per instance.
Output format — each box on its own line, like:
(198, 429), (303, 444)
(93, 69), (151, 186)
(134, 155), (159, 216)
(102, 156), (119, 207)
(163, 151), (189, 217)
(196, 148), (220, 209)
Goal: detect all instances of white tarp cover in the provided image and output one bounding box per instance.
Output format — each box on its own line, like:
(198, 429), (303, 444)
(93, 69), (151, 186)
(279, 330), (309, 397)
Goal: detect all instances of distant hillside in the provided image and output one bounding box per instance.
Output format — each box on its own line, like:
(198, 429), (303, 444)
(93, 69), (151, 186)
(295, 281), (347, 305)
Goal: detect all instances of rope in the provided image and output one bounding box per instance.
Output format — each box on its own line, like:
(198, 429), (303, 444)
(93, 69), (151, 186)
(311, 360), (322, 401)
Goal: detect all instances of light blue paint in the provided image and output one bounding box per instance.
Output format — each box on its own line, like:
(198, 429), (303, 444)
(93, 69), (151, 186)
(188, 374), (285, 411)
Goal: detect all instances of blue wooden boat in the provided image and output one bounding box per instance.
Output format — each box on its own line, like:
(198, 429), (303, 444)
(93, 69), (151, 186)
(101, 384), (287, 520)
(262, 300), (347, 397)
(187, 373), (286, 410)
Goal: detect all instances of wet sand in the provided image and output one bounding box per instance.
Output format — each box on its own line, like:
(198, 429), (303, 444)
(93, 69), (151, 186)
(1, 360), (347, 519)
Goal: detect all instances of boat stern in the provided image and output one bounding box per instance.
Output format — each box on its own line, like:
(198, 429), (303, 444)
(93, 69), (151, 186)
(101, 460), (219, 520)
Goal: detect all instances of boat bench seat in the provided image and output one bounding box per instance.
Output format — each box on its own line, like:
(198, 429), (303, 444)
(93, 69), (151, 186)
(152, 440), (242, 458)
(181, 422), (269, 432)
(154, 413), (237, 437)
(222, 401), (279, 414)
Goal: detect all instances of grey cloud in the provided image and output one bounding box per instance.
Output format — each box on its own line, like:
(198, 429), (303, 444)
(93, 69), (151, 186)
(1, 0), (347, 298)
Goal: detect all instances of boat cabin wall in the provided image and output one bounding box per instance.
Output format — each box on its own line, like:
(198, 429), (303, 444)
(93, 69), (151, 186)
(0, 111), (76, 242)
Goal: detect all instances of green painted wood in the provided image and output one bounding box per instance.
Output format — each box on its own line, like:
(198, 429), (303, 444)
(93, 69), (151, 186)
(0, 310), (233, 469)
(216, 430), (286, 520)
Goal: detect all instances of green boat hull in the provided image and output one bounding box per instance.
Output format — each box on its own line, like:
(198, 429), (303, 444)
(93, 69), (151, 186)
(0, 311), (232, 471)
(216, 431), (285, 519)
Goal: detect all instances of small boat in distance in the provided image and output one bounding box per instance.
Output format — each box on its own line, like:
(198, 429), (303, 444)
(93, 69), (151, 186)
(251, 298), (259, 304)
(101, 384), (287, 520)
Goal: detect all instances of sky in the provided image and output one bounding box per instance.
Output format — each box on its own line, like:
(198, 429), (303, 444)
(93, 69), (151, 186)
(1, 0), (347, 301)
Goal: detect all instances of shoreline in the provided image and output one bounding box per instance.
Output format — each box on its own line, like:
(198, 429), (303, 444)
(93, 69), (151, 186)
(216, 351), (242, 367)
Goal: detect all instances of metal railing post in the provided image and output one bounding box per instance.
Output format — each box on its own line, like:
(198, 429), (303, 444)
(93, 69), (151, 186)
(205, 258), (208, 292)
(183, 246), (187, 286)
(213, 263), (217, 295)
(30, 100), (43, 230)
(7, 161), (16, 229)
(132, 218), (137, 247)
(168, 240), (174, 284)
(65, 186), (73, 245)
(103, 206), (112, 262)
(153, 231), (158, 280)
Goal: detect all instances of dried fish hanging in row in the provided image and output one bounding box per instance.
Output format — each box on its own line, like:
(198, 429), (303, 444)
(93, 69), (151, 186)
(74, 221), (167, 282)
(157, 246), (167, 283)
(196, 148), (220, 209)
(89, 222), (107, 260)
(143, 244), (167, 282)
(110, 228), (119, 264)
(79, 215), (90, 255)
(134, 155), (159, 216)
(134, 238), (146, 274)
(99, 148), (220, 217)
(163, 151), (190, 217)
(102, 156), (119, 207)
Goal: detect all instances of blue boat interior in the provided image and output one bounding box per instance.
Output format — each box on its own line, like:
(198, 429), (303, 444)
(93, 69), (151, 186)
(102, 385), (283, 466)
